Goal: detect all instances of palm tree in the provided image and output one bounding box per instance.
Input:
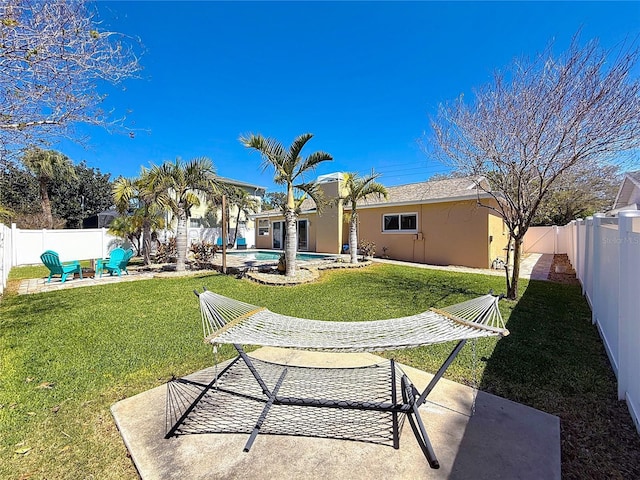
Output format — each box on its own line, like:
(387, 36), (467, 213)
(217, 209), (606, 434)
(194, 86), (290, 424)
(108, 214), (142, 255)
(228, 186), (261, 246)
(21, 148), (77, 229)
(151, 157), (219, 272)
(113, 167), (168, 265)
(342, 172), (388, 264)
(240, 133), (333, 276)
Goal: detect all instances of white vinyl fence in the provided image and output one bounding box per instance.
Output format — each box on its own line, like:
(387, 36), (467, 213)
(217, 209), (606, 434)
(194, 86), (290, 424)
(0, 224), (123, 294)
(0, 223), (12, 294)
(524, 212), (640, 434)
(0, 223), (257, 294)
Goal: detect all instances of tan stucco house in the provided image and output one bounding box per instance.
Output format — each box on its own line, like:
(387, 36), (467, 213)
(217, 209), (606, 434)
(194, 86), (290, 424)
(252, 174), (509, 269)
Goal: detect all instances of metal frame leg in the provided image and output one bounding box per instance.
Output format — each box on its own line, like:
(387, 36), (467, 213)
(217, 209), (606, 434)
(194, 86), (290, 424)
(165, 355), (242, 438)
(243, 368), (288, 452)
(402, 375), (440, 469)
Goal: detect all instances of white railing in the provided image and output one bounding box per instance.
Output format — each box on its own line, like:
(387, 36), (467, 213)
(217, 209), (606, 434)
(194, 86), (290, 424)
(524, 213), (640, 434)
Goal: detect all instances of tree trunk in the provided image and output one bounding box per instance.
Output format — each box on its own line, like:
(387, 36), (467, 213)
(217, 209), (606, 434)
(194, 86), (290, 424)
(284, 208), (297, 276)
(40, 179), (53, 229)
(175, 206), (188, 272)
(507, 237), (523, 299)
(233, 207), (243, 245)
(142, 218), (152, 265)
(349, 211), (358, 264)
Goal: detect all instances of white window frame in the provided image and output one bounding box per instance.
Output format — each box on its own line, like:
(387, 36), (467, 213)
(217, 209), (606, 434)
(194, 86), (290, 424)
(382, 212), (418, 233)
(258, 219), (270, 236)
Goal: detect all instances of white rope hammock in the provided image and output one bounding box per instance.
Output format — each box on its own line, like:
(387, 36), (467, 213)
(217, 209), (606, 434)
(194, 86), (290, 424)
(199, 291), (509, 353)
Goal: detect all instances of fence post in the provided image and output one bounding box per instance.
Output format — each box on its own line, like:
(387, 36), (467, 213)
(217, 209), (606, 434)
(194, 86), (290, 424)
(591, 214), (606, 325)
(583, 217), (594, 307)
(101, 228), (107, 258)
(575, 219), (582, 286)
(11, 223), (18, 266)
(617, 211), (640, 401)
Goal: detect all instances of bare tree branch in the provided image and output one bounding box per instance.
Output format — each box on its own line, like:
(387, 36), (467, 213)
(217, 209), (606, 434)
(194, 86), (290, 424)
(428, 34), (640, 298)
(0, 0), (142, 150)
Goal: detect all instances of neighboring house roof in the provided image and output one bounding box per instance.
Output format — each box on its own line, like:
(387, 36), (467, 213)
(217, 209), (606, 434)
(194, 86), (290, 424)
(612, 170), (640, 212)
(217, 176), (266, 196)
(253, 176), (490, 217)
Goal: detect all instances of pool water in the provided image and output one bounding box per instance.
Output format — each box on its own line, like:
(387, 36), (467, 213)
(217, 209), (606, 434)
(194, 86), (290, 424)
(227, 251), (334, 262)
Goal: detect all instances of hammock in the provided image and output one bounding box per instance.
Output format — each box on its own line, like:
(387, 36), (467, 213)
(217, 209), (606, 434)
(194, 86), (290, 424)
(198, 290), (509, 352)
(168, 289), (510, 470)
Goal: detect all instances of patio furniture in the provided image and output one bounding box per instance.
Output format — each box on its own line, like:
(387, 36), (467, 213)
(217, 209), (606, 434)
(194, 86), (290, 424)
(99, 248), (134, 277)
(40, 250), (83, 283)
(236, 238), (247, 250)
(215, 237), (224, 248)
(166, 290), (509, 469)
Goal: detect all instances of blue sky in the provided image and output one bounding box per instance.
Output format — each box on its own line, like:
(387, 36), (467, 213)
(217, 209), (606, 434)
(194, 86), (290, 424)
(57, 1), (640, 192)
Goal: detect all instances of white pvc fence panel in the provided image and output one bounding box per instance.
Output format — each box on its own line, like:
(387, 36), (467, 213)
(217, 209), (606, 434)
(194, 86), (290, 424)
(560, 212), (640, 435)
(523, 226), (557, 253)
(11, 225), (121, 266)
(592, 218), (620, 373)
(619, 215), (640, 432)
(0, 223), (12, 294)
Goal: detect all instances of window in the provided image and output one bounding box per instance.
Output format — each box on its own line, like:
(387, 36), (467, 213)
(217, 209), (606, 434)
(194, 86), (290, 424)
(258, 219), (270, 236)
(382, 213), (417, 233)
(189, 217), (203, 228)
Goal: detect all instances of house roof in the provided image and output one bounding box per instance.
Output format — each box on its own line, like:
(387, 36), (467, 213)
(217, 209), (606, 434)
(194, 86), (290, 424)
(217, 176), (266, 195)
(356, 176), (490, 208)
(613, 170), (640, 210)
(254, 176), (490, 217)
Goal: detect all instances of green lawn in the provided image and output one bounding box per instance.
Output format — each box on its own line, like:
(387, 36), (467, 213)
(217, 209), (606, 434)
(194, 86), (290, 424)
(1, 264), (638, 479)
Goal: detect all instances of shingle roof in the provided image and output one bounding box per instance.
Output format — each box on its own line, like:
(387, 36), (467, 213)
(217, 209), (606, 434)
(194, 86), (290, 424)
(357, 176), (489, 207)
(255, 177), (489, 216)
(257, 197), (317, 216)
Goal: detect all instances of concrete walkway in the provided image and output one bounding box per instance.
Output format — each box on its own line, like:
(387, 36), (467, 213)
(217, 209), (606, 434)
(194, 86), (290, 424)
(17, 253), (554, 295)
(112, 347), (560, 480)
(374, 253), (552, 281)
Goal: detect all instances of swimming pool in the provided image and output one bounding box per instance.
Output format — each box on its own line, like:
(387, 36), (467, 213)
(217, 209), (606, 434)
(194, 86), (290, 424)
(226, 251), (335, 262)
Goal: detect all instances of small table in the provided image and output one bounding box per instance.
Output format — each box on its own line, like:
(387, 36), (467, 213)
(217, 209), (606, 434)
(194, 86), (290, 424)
(95, 258), (106, 277)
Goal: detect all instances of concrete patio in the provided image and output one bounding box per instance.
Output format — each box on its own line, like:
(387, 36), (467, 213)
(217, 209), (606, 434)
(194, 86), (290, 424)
(112, 347), (561, 480)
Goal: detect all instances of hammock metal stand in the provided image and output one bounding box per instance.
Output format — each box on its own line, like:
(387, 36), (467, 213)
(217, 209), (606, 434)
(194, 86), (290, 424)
(164, 289), (509, 470)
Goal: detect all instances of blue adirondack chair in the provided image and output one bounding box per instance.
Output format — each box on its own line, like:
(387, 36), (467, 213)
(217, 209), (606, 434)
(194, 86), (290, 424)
(40, 250), (83, 283)
(237, 237), (247, 250)
(99, 248), (134, 277)
(215, 237), (224, 248)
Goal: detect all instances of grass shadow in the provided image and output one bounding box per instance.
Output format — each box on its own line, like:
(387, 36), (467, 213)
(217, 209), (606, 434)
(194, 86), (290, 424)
(476, 280), (640, 479)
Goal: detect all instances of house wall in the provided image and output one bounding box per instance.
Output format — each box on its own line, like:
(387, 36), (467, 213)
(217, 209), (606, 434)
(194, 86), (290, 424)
(357, 200), (495, 268)
(315, 180), (344, 254)
(629, 184), (640, 206)
(488, 211), (509, 263)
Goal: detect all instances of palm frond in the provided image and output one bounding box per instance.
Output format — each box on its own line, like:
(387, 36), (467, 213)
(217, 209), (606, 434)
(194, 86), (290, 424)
(294, 181), (327, 211)
(297, 151), (334, 178)
(288, 133), (314, 162)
